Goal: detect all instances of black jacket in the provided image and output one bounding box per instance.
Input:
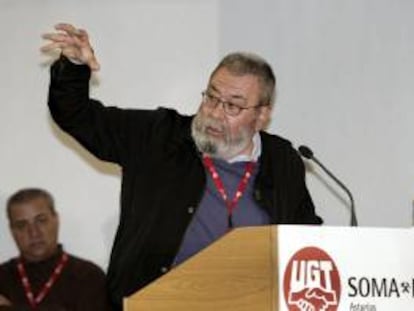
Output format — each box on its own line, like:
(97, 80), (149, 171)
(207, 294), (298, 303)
(48, 57), (322, 310)
(0, 247), (110, 311)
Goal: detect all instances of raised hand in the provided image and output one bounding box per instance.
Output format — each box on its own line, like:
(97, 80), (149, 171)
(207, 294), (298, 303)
(41, 23), (100, 71)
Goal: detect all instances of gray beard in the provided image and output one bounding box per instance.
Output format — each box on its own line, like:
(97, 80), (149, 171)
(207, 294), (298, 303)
(191, 113), (250, 160)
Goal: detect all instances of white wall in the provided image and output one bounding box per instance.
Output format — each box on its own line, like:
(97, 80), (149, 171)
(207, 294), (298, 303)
(1, 0), (413, 269)
(220, 0), (414, 227)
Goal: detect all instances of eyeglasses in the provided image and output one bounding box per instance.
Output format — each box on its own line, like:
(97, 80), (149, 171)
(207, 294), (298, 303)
(201, 91), (265, 117)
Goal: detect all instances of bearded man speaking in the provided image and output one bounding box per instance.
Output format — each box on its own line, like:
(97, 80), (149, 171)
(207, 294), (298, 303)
(42, 23), (322, 311)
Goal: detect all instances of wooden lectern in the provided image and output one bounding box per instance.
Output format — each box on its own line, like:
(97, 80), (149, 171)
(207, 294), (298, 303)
(124, 225), (414, 310)
(124, 226), (279, 311)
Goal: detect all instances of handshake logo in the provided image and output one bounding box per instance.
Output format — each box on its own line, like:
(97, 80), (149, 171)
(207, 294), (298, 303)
(283, 247), (341, 311)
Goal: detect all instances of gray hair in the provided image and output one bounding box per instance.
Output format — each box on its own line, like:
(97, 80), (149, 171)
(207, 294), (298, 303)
(210, 52), (276, 106)
(6, 188), (56, 220)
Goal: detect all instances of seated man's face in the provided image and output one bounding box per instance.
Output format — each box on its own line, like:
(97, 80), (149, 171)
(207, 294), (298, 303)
(9, 197), (59, 262)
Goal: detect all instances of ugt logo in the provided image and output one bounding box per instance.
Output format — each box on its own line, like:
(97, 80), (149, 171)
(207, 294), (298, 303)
(283, 247), (341, 311)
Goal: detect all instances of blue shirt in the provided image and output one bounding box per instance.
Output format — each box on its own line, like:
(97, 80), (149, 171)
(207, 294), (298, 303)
(173, 158), (271, 265)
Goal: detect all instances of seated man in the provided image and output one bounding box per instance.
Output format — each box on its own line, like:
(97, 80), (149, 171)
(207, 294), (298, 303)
(0, 188), (110, 311)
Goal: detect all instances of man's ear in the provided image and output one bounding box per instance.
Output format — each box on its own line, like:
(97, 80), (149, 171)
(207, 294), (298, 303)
(255, 104), (272, 130)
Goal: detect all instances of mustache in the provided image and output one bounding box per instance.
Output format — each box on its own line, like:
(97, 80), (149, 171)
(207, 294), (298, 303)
(198, 116), (226, 132)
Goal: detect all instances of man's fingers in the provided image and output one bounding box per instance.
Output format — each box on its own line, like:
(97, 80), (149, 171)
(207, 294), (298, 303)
(40, 42), (78, 60)
(41, 25), (91, 54)
(42, 23), (100, 71)
(40, 42), (65, 52)
(71, 34), (90, 48)
(54, 23), (81, 36)
(42, 33), (69, 43)
(89, 59), (101, 71)
(78, 29), (89, 38)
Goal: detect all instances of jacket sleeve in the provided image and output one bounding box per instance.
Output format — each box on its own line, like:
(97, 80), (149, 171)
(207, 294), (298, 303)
(48, 56), (125, 164)
(296, 185), (323, 225)
(255, 133), (323, 225)
(47, 56), (156, 166)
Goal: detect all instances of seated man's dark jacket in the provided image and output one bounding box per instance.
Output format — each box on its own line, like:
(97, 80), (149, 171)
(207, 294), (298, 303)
(48, 57), (322, 309)
(0, 247), (110, 311)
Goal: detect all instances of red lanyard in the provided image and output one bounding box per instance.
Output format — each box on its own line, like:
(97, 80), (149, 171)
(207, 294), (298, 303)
(17, 252), (69, 309)
(202, 155), (255, 228)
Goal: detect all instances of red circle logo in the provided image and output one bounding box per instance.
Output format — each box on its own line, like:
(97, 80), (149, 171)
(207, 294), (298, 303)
(283, 246), (341, 311)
